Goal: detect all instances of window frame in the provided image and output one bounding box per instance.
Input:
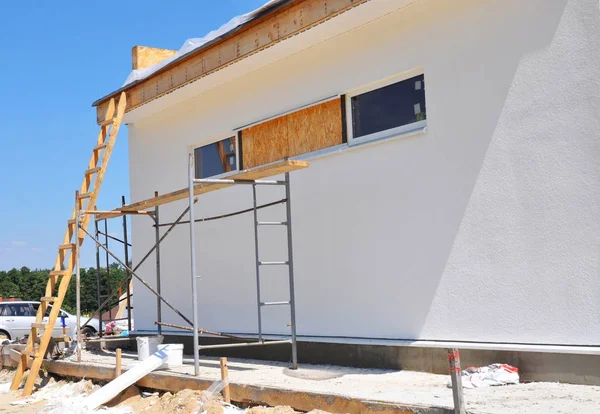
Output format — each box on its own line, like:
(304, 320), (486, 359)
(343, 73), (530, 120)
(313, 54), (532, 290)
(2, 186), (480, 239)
(191, 133), (240, 180)
(345, 69), (427, 146)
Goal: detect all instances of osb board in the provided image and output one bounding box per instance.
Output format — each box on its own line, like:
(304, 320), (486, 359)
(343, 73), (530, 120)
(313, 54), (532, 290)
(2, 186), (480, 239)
(242, 98), (342, 169)
(132, 46), (177, 70)
(95, 0), (371, 123)
(95, 160), (309, 219)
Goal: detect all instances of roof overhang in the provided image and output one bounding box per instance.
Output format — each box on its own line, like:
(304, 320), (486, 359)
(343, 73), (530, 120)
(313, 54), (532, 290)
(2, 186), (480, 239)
(93, 0), (421, 124)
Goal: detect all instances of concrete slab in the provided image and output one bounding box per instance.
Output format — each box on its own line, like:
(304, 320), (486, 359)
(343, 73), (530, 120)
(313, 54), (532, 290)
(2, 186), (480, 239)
(45, 350), (600, 414)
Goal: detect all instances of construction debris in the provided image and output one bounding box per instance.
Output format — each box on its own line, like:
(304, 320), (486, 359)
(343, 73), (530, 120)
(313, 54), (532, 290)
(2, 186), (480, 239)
(84, 345), (170, 410)
(453, 364), (520, 389)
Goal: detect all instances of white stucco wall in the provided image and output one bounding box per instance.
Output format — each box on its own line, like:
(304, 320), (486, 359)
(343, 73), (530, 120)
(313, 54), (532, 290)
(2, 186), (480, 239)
(127, 0), (600, 345)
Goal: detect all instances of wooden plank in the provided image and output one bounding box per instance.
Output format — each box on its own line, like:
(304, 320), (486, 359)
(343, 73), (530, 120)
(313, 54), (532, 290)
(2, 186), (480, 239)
(96, 160), (308, 219)
(95, 0), (369, 122)
(220, 357), (231, 403)
(243, 99), (342, 169)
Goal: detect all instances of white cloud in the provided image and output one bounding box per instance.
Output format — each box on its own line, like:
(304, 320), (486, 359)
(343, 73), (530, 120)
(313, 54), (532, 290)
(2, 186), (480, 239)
(11, 241), (27, 247)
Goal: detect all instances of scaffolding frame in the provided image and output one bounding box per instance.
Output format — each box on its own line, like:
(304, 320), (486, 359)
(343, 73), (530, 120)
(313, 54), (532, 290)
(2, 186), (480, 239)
(74, 157), (304, 376)
(94, 195), (134, 338)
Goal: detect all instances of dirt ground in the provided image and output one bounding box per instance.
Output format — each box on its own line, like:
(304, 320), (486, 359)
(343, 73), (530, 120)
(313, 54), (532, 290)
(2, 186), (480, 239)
(0, 369), (331, 414)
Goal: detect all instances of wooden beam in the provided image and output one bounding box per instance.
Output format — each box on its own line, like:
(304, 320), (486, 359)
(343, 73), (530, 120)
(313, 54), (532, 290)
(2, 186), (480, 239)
(132, 46), (177, 70)
(94, 0), (370, 123)
(96, 160), (308, 220)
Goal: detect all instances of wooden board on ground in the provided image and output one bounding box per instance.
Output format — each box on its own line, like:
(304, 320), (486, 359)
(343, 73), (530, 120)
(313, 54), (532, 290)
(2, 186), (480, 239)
(96, 160), (309, 220)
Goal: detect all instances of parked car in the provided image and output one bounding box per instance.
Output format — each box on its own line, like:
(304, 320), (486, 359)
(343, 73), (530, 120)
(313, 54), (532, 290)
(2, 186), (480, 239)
(0, 301), (104, 341)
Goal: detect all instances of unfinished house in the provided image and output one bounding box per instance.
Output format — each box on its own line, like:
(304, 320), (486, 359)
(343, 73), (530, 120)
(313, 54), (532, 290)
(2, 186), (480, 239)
(87, 0), (599, 383)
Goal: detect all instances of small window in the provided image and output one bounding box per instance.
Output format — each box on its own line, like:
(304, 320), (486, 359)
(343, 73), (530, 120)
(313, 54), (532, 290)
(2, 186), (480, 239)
(348, 73), (426, 143)
(194, 136), (237, 179)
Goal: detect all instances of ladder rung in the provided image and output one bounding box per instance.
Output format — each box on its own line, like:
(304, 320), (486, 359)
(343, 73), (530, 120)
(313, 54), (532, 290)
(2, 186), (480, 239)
(257, 222), (288, 226)
(58, 243), (76, 251)
(67, 219), (76, 226)
(31, 323), (47, 329)
(49, 270), (69, 277)
(99, 118), (115, 127)
(260, 301), (290, 307)
(40, 297), (57, 302)
(79, 192), (92, 199)
(259, 261), (289, 266)
(93, 143), (108, 152)
(85, 167), (102, 175)
(21, 349), (39, 358)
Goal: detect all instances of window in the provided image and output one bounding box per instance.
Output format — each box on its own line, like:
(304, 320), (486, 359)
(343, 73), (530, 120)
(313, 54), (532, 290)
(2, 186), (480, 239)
(194, 136), (238, 179)
(348, 73), (426, 143)
(0, 303), (34, 316)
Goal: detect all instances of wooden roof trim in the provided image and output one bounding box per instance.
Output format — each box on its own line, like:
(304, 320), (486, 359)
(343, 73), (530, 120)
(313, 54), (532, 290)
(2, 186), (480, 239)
(93, 0), (370, 124)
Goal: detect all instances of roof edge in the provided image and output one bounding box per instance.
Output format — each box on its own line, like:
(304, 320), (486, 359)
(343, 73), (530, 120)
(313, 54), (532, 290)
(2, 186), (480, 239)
(92, 0), (296, 108)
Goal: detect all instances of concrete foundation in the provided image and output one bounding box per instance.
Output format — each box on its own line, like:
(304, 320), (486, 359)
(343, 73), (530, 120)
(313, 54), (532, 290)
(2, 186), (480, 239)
(133, 334), (600, 386)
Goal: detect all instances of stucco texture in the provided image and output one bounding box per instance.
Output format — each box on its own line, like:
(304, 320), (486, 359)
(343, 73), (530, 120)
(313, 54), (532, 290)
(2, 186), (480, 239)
(126, 0), (600, 345)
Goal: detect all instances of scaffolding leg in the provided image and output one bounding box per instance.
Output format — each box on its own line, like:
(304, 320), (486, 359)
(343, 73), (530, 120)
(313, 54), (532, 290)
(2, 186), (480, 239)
(104, 219), (111, 320)
(122, 196), (132, 333)
(252, 183), (263, 342)
(75, 192), (82, 362)
(154, 191), (162, 335)
(284, 172), (298, 369)
(95, 218), (103, 338)
(188, 152), (200, 377)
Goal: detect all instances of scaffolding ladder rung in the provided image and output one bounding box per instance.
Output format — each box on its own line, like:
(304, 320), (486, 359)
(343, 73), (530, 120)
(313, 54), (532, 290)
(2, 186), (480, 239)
(79, 192), (92, 200)
(260, 301), (290, 307)
(40, 297), (57, 302)
(31, 323), (47, 329)
(85, 167), (102, 175)
(93, 143), (108, 152)
(58, 243), (76, 251)
(259, 261), (289, 266)
(257, 221), (287, 226)
(99, 118), (115, 127)
(49, 270), (69, 277)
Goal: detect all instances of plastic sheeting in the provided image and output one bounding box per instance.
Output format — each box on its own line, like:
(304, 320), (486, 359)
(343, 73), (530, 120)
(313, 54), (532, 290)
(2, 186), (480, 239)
(454, 364), (520, 389)
(123, 0), (286, 87)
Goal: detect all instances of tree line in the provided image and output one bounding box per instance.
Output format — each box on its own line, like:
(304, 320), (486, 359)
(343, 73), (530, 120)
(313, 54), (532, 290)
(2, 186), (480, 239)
(0, 264), (128, 315)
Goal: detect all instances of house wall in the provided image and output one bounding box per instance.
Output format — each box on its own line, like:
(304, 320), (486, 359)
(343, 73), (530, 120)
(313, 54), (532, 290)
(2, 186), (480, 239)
(127, 0), (600, 345)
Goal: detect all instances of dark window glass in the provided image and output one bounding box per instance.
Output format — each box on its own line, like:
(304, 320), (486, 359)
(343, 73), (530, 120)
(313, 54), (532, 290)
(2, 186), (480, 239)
(2, 304), (33, 316)
(194, 137), (237, 179)
(351, 74), (426, 139)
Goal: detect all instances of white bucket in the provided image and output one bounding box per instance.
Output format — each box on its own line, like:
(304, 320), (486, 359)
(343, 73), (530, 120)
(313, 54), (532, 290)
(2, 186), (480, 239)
(136, 336), (163, 361)
(157, 343), (184, 369)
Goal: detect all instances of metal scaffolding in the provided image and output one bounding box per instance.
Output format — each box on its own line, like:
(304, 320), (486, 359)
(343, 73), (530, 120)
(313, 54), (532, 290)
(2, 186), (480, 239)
(74, 154), (301, 376)
(187, 153), (299, 375)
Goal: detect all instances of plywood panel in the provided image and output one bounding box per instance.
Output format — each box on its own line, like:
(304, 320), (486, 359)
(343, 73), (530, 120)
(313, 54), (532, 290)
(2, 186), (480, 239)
(242, 99), (342, 169)
(95, 0), (369, 122)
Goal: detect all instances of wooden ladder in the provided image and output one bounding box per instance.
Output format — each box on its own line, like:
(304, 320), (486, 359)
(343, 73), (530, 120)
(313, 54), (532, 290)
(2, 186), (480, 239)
(11, 92), (127, 396)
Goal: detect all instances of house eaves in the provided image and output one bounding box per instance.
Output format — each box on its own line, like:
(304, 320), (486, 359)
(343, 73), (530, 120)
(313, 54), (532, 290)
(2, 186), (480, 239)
(92, 0), (372, 123)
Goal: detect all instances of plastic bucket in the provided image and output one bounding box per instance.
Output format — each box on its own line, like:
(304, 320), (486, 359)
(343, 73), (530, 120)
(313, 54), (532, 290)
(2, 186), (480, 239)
(136, 336), (164, 361)
(157, 343), (184, 369)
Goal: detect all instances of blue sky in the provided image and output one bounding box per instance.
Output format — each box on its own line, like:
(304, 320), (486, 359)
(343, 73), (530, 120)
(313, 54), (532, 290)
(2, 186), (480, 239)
(0, 1), (266, 271)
